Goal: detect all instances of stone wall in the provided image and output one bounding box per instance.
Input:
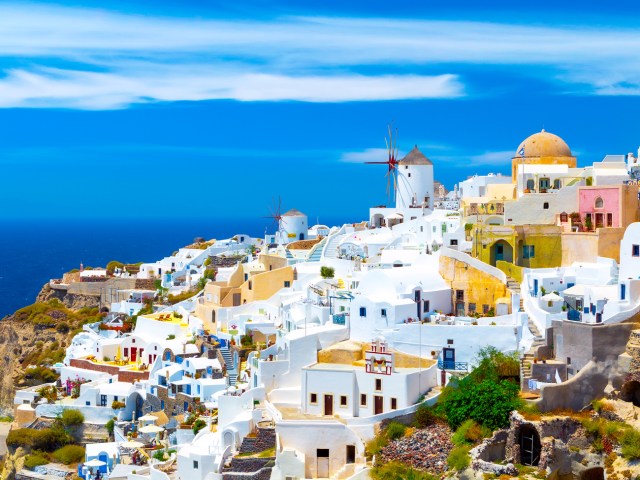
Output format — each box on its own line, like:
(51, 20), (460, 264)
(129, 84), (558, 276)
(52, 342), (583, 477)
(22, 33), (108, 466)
(154, 385), (196, 416)
(69, 359), (149, 382)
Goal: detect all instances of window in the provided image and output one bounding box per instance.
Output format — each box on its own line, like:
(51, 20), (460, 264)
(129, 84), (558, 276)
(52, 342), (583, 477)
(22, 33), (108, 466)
(284, 281), (291, 288)
(310, 393), (318, 404)
(595, 197), (604, 208)
(340, 395), (348, 407)
(381, 309), (387, 317)
(543, 202), (549, 209)
(607, 213), (613, 227)
(450, 239), (458, 246)
(375, 378), (382, 391)
(456, 290), (464, 302)
(423, 300), (430, 313)
(523, 245), (535, 259)
(468, 303), (476, 313)
(360, 394), (367, 406)
(391, 398), (397, 410)
(86, 401), (90, 406)
(554, 179), (561, 189)
(317, 449), (329, 458)
(567, 357), (571, 365)
(633, 245), (640, 257)
(193, 460), (199, 469)
(526, 179), (535, 191)
(359, 307), (367, 317)
(483, 304), (490, 314)
(124, 348), (129, 357)
(408, 173), (411, 177)
(447, 339), (454, 345)
(248, 281), (252, 290)
(132, 338), (135, 343)
(539, 177), (550, 190)
(560, 212), (568, 222)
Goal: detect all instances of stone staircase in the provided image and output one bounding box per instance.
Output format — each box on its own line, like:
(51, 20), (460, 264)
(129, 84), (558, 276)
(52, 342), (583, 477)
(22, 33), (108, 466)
(520, 317), (547, 389)
(330, 463), (357, 479)
(220, 347), (237, 386)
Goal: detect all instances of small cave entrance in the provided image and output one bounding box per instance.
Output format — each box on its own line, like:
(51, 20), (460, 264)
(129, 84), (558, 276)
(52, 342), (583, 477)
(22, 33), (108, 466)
(581, 467), (604, 480)
(519, 425), (541, 467)
(620, 381), (640, 407)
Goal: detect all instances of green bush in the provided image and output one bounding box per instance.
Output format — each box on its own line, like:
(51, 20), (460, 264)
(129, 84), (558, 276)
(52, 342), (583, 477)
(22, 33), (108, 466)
(438, 347), (521, 430)
(413, 403), (437, 428)
(60, 409), (84, 427)
(105, 418), (115, 435)
(621, 429), (640, 460)
(452, 419), (485, 446)
(447, 445), (471, 471)
(111, 401), (126, 410)
(24, 452), (49, 469)
(385, 422), (406, 440)
(320, 266), (335, 279)
(6, 427), (69, 451)
(365, 434), (388, 458)
(52, 444), (85, 464)
(371, 461), (438, 480)
(192, 419), (207, 435)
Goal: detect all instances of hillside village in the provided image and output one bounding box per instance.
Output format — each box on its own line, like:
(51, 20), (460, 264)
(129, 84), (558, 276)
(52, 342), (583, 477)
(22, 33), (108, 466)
(4, 129), (640, 480)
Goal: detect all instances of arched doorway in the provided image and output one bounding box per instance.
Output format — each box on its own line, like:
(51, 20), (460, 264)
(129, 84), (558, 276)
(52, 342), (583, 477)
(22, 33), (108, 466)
(371, 214), (385, 228)
(518, 425), (541, 466)
(581, 467), (604, 480)
(620, 381), (640, 407)
(490, 240), (513, 266)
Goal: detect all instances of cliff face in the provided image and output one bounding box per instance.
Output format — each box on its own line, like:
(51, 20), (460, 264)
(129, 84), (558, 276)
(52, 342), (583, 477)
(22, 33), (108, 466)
(0, 284), (102, 413)
(35, 283), (100, 310)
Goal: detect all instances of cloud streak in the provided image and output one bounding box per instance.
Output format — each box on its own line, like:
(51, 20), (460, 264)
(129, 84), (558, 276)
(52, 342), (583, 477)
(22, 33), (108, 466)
(1, 4), (640, 108)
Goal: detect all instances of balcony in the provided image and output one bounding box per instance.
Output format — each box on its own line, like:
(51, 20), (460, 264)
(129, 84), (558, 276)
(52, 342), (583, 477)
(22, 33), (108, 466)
(437, 360), (469, 371)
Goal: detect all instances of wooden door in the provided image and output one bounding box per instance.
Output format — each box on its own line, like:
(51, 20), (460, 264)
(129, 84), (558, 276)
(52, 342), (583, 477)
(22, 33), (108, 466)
(374, 395), (383, 415)
(131, 347), (137, 362)
(317, 449), (329, 478)
(324, 394), (333, 416)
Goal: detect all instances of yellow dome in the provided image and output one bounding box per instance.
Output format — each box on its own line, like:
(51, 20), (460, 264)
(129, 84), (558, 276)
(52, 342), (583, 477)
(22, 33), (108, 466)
(515, 129), (572, 158)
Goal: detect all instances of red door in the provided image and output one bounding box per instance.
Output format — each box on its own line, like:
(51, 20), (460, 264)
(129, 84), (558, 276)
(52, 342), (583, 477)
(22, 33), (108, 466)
(131, 347), (137, 362)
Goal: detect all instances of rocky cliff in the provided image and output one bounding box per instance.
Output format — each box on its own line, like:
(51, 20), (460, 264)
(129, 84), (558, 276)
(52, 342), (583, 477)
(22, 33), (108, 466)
(0, 284), (102, 413)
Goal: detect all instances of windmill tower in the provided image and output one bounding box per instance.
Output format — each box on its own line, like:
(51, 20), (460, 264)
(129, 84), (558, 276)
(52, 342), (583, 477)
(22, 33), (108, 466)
(365, 124), (400, 205)
(395, 146), (434, 210)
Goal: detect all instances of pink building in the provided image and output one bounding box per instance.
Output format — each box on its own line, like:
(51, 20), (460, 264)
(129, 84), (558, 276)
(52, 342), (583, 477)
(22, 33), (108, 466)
(578, 185), (639, 230)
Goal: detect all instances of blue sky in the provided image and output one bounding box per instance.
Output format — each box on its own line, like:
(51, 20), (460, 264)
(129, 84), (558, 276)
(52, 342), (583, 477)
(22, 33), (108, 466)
(2, 1), (640, 222)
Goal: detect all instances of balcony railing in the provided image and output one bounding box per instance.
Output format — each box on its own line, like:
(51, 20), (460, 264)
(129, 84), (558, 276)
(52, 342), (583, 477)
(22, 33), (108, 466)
(438, 360), (469, 371)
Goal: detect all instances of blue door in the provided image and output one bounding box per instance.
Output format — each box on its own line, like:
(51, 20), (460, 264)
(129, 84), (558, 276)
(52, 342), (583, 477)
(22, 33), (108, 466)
(621, 284), (626, 300)
(533, 279), (538, 296)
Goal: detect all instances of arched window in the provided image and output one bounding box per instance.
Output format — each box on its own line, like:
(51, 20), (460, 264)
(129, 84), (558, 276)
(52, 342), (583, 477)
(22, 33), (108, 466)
(595, 197), (604, 209)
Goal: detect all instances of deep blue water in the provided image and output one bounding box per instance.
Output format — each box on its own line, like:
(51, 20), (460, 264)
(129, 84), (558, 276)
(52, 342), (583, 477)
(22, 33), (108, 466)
(0, 216), (351, 319)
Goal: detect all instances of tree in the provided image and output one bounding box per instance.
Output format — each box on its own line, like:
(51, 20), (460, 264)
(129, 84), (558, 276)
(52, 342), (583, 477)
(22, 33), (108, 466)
(438, 347), (521, 430)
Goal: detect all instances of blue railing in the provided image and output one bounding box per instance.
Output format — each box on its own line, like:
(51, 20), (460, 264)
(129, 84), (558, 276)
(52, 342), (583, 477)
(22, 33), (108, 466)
(438, 360), (469, 371)
(332, 314), (347, 325)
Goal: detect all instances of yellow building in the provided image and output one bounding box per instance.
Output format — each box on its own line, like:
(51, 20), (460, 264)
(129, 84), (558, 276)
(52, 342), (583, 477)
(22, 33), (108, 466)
(511, 129), (577, 184)
(473, 224), (563, 269)
(195, 254), (294, 332)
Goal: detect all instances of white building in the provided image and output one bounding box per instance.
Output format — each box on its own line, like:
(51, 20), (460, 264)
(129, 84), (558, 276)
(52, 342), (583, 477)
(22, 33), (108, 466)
(458, 173), (512, 199)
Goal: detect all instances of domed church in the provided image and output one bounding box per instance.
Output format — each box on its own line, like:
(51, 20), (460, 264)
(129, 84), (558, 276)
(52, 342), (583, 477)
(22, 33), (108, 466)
(511, 129), (576, 181)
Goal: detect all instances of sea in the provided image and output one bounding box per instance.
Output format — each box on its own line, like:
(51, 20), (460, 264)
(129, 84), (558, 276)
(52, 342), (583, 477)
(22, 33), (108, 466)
(0, 216), (352, 319)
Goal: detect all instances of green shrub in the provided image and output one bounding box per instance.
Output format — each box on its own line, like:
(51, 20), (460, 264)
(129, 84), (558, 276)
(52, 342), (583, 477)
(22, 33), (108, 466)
(60, 409), (84, 427)
(413, 403), (437, 428)
(385, 422), (406, 441)
(365, 434), (387, 458)
(621, 429), (640, 460)
(371, 461), (438, 480)
(452, 419), (485, 446)
(24, 452), (49, 469)
(6, 427), (69, 451)
(193, 419), (207, 435)
(105, 418), (115, 435)
(320, 266), (335, 279)
(52, 444), (85, 464)
(439, 347), (521, 430)
(447, 445), (471, 471)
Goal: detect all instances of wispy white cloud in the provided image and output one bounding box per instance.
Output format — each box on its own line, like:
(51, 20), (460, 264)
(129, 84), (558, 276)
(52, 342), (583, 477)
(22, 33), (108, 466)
(468, 150), (514, 166)
(1, 4), (640, 108)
